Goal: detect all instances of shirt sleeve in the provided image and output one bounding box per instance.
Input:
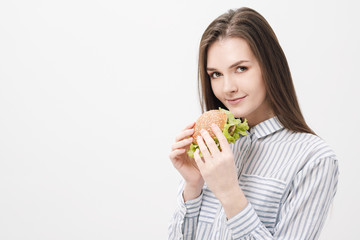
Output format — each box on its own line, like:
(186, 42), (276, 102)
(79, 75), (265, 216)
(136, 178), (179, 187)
(168, 180), (204, 240)
(226, 157), (339, 239)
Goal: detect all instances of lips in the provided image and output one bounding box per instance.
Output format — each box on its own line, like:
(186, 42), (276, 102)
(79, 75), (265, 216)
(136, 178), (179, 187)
(226, 96), (247, 105)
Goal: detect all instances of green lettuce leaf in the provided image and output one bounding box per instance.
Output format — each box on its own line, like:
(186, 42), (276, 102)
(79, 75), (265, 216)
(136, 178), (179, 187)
(187, 107), (249, 158)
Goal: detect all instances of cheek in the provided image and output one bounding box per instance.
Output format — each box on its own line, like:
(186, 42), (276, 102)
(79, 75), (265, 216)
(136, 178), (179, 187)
(248, 72), (266, 97)
(254, 85), (267, 105)
(210, 81), (222, 98)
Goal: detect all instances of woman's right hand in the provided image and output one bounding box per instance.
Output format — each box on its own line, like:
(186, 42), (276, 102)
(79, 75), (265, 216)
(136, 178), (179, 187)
(169, 122), (204, 200)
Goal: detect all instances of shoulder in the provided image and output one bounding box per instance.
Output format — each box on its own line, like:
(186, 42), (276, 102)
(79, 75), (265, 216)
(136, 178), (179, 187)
(270, 130), (339, 182)
(277, 129), (338, 167)
(292, 131), (336, 159)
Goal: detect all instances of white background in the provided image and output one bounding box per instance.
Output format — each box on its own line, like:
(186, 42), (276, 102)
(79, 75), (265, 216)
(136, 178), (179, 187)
(0, 0), (359, 239)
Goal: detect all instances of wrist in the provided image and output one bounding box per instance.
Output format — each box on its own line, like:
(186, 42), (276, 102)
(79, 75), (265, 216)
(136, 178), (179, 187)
(183, 182), (204, 202)
(220, 185), (248, 219)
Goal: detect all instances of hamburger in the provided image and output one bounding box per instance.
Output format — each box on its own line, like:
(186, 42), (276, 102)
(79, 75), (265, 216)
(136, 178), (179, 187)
(187, 108), (249, 158)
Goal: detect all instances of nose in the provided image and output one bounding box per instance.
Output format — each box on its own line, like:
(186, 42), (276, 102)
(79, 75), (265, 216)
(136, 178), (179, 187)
(223, 74), (238, 93)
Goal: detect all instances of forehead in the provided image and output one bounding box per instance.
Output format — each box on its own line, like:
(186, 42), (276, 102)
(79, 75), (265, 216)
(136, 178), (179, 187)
(207, 37), (256, 67)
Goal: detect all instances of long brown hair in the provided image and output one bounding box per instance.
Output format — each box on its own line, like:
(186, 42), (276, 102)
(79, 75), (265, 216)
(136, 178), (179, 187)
(198, 7), (315, 135)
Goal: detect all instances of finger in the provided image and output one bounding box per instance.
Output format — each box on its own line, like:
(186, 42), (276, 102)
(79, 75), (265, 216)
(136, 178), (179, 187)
(211, 124), (231, 152)
(200, 129), (220, 157)
(193, 149), (205, 170)
(196, 135), (212, 160)
(169, 149), (186, 163)
(171, 137), (193, 151)
(183, 121), (196, 131)
(175, 128), (195, 142)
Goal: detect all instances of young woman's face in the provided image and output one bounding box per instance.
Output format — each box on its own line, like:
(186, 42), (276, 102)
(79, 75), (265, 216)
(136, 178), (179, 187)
(207, 37), (274, 126)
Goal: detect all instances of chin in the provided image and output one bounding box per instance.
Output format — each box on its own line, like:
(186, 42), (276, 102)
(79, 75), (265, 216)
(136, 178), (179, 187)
(226, 107), (247, 119)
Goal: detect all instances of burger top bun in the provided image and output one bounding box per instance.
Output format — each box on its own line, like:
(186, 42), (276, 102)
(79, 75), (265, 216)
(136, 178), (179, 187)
(192, 110), (227, 144)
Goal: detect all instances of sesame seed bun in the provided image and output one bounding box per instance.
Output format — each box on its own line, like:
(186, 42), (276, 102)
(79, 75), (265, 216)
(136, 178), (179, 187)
(192, 110), (227, 144)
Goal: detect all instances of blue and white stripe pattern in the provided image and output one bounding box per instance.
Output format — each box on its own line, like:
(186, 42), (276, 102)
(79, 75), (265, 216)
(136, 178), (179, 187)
(168, 116), (339, 239)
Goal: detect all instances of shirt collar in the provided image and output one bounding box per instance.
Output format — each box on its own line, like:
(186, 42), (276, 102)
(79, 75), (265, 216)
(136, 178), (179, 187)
(249, 116), (284, 139)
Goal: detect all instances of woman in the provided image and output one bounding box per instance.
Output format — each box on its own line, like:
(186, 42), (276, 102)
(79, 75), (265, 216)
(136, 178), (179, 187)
(168, 7), (338, 240)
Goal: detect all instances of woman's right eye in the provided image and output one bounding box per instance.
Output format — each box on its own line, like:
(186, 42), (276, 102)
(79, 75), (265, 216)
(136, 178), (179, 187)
(210, 72), (221, 79)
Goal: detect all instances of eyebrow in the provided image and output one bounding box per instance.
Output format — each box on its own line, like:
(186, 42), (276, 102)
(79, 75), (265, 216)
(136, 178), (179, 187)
(207, 60), (250, 71)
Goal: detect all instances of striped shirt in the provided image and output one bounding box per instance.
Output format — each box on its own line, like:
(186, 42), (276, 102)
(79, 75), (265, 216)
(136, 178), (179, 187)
(168, 116), (339, 239)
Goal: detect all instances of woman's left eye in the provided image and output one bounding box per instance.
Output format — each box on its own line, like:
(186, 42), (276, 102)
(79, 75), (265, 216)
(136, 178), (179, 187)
(236, 66), (247, 72)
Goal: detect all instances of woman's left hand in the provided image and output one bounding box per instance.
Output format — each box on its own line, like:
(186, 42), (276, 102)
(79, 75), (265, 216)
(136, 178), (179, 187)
(193, 123), (240, 203)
